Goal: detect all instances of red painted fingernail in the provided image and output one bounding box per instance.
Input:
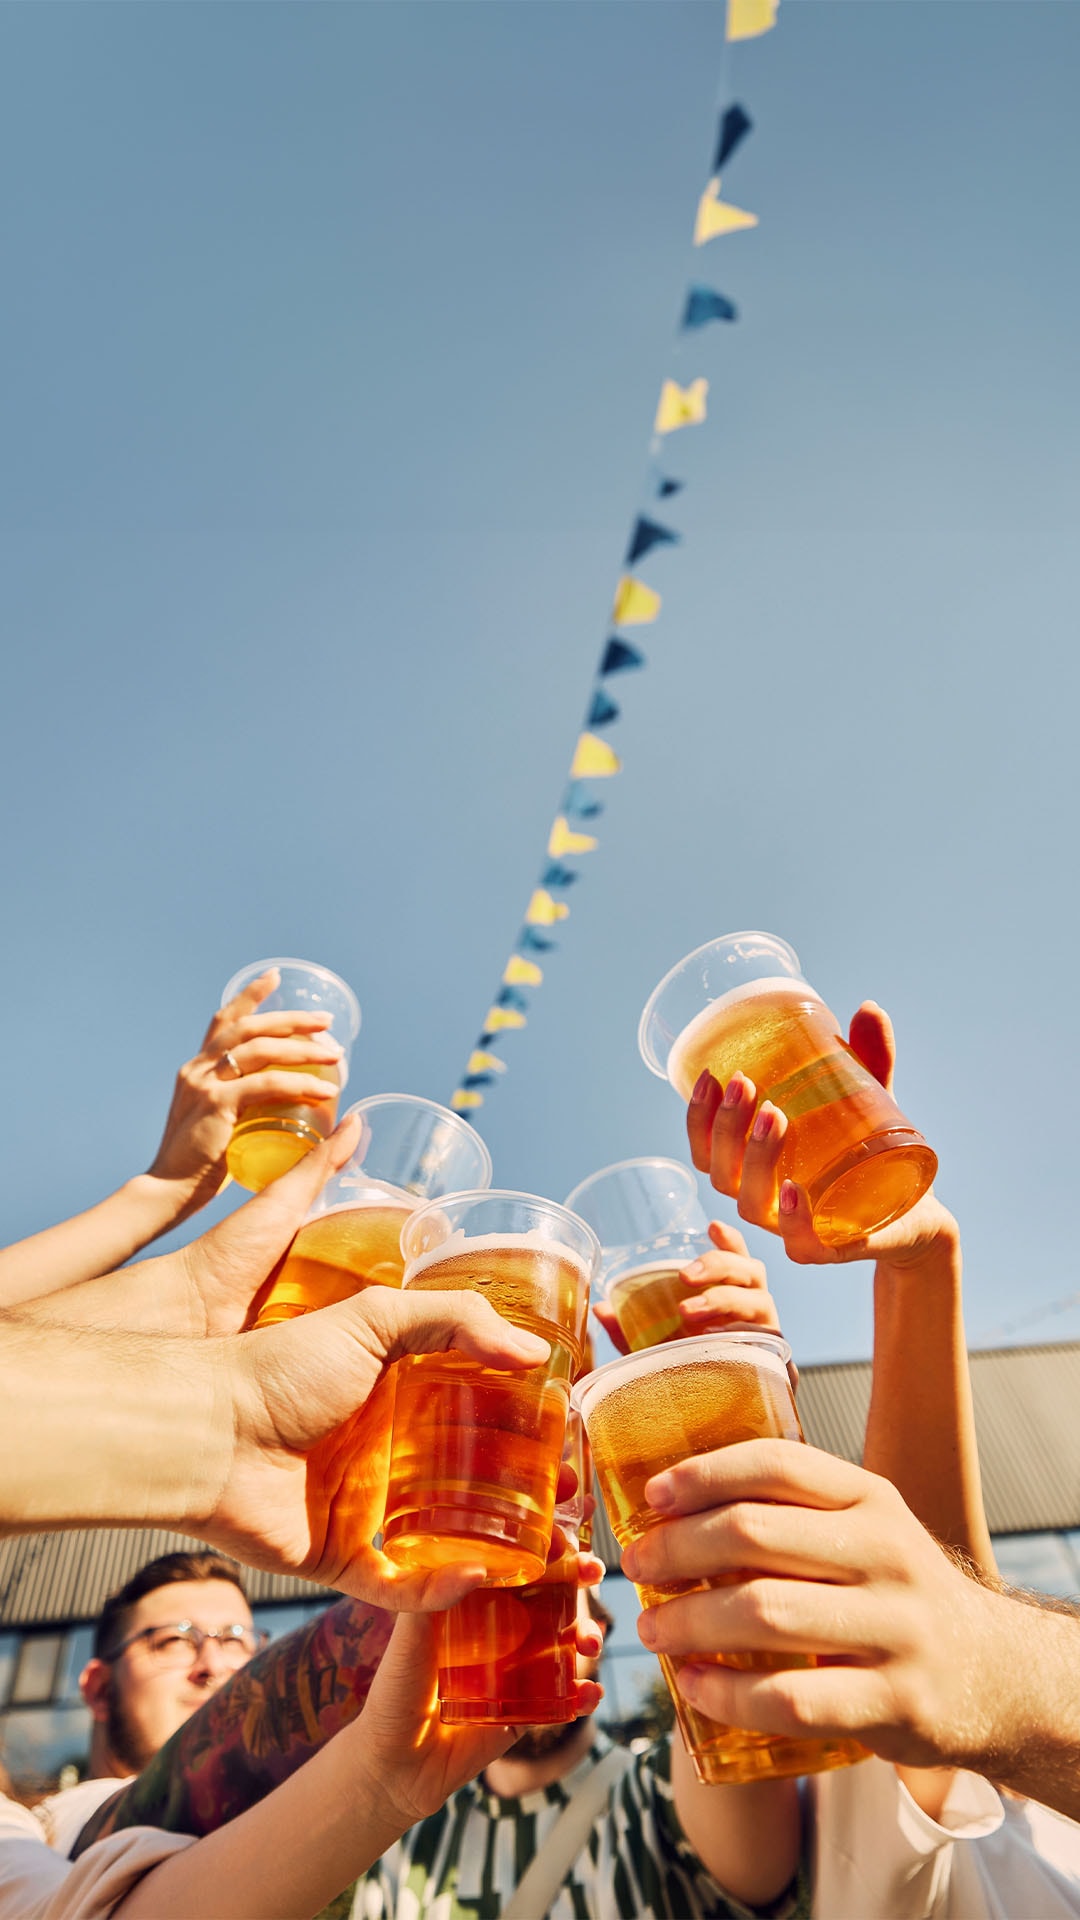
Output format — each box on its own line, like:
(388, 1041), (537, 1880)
(779, 1181), (798, 1215)
(722, 1078), (743, 1109)
(691, 1070), (712, 1103)
(752, 1108), (774, 1142)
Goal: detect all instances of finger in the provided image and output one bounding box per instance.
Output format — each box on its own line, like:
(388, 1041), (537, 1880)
(776, 1182), (850, 1267)
(575, 1613), (605, 1659)
(733, 1102), (787, 1231)
(335, 1287), (552, 1373)
(203, 969), (280, 1044)
(687, 1071), (722, 1173)
(680, 1249), (768, 1291)
(220, 1036), (345, 1077)
(571, 1679), (604, 1717)
(623, 1497), (881, 1590)
(191, 1113), (363, 1278)
(707, 1073), (758, 1199)
(674, 1661), (882, 1745)
(575, 1552), (607, 1589)
(678, 1286), (781, 1333)
(637, 1576), (883, 1660)
(213, 1008), (337, 1050)
(641, 1436), (872, 1521)
(235, 1070), (342, 1111)
(591, 1301), (630, 1356)
(847, 1001), (895, 1094)
(706, 1219), (752, 1260)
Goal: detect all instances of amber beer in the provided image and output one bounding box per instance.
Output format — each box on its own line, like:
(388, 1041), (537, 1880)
(607, 1264), (695, 1351)
(642, 935), (936, 1247)
(437, 1537), (579, 1725)
(251, 1197), (413, 1326)
(220, 958), (361, 1192)
(572, 1332), (867, 1786)
(382, 1194), (600, 1586)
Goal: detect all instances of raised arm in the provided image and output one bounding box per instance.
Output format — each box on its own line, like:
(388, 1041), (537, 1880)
(0, 969), (342, 1308)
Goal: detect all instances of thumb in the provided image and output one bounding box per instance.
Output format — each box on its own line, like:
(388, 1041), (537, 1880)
(847, 1001), (895, 1093)
(187, 1112), (363, 1282)
(331, 1286), (551, 1372)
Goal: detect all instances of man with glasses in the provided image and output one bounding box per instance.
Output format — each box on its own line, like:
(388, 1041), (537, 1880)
(25, 1550), (265, 1857)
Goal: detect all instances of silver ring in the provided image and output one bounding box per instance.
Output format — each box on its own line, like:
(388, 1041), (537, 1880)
(217, 1050), (243, 1081)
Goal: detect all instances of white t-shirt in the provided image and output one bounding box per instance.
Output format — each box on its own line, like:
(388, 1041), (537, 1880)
(0, 1786), (193, 1920)
(812, 1757), (1080, 1918)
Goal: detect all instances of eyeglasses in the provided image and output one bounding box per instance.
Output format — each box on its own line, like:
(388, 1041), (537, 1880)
(103, 1621), (270, 1668)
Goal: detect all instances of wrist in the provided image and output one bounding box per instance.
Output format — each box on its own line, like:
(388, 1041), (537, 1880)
(127, 1169), (208, 1236)
(874, 1204), (961, 1286)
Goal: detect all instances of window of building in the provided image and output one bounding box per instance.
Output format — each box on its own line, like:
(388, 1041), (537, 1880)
(992, 1531), (1080, 1599)
(10, 1636), (65, 1707)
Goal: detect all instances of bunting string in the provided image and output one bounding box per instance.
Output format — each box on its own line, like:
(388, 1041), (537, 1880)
(452, 0), (779, 1120)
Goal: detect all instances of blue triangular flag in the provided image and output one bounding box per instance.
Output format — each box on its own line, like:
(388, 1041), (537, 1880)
(496, 986), (530, 1013)
(563, 781), (605, 820)
(464, 1073), (498, 1089)
(656, 475), (684, 499)
(713, 102), (753, 174)
(587, 688), (620, 728)
(601, 637), (646, 676)
(682, 285), (738, 329)
(626, 516), (680, 566)
(542, 863), (579, 889)
(520, 928), (557, 953)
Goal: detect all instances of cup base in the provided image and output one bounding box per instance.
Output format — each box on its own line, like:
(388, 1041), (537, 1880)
(807, 1129), (937, 1247)
(227, 1116), (325, 1192)
(690, 1733), (870, 1786)
(381, 1522), (547, 1586)
(439, 1696), (577, 1726)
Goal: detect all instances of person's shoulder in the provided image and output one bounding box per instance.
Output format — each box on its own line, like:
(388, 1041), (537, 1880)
(33, 1780), (126, 1857)
(0, 1794), (47, 1845)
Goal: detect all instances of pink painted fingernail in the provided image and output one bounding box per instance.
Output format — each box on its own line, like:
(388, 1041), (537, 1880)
(691, 1070), (712, 1103)
(779, 1181), (798, 1215)
(722, 1079), (743, 1109)
(752, 1108), (774, 1142)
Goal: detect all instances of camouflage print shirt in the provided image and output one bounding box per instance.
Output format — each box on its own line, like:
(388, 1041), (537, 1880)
(348, 1735), (809, 1920)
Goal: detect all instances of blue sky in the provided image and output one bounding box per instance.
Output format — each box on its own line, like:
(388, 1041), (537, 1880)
(2, 0), (1079, 1366)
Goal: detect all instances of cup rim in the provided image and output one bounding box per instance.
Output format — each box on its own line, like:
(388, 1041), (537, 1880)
(570, 1327), (793, 1416)
(402, 1187), (602, 1270)
(220, 957), (361, 1040)
(637, 930), (803, 1078)
(342, 1093), (494, 1189)
(563, 1154), (700, 1216)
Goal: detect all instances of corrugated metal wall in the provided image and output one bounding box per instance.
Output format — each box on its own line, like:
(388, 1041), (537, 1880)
(3, 1341), (1077, 1627)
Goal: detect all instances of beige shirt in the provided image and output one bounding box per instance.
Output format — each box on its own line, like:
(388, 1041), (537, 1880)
(0, 1792), (193, 1920)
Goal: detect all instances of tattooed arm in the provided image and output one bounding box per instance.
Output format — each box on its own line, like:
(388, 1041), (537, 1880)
(72, 1599), (394, 1854)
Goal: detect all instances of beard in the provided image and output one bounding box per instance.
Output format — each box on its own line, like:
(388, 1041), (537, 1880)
(103, 1679), (156, 1775)
(503, 1718), (589, 1762)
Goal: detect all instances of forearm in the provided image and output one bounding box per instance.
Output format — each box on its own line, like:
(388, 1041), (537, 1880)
(670, 1735), (800, 1908)
(74, 1598), (394, 1851)
(0, 1177), (196, 1307)
(864, 1219), (994, 1572)
(0, 1315), (228, 1533)
(966, 1590), (1080, 1820)
(112, 1712), (404, 1920)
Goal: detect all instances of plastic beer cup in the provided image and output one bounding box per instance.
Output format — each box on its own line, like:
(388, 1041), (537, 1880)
(639, 932), (936, 1247)
(565, 1158), (712, 1351)
(382, 1192), (600, 1585)
(435, 1415), (589, 1725)
(221, 957), (361, 1191)
(572, 1331), (868, 1785)
(250, 1094), (493, 1327)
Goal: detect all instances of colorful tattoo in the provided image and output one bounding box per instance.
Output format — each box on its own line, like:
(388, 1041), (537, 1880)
(70, 1599), (393, 1856)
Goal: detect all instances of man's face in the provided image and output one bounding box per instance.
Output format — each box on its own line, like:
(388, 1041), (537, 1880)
(84, 1579), (255, 1773)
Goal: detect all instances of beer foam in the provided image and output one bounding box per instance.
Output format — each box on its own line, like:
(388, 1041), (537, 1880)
(572, 1330), (791, 1420)
(668, 975), (821, 1096)
(306, 1181), (417, 1222)
(404, 1228), (590, 1287)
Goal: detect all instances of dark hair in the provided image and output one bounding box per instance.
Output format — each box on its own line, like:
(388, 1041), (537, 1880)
(93, 1551), (249, 1659)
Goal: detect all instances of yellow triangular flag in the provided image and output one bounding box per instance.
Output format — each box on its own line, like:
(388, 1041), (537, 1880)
(548, 817), (598, 859)
(727, 0), (777, 40)
(653, 378), (709, 435)
(612, 575), (663, 625)
(569, 734), (622, 780)
(452, 1089), (484, 1111)
(467, 1050), (507, 1076)
(526, 888), (571, 926)
(503, 955), (544, 987)
(484, 1006), (527, 1032)
(694, 181), (758, 246)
